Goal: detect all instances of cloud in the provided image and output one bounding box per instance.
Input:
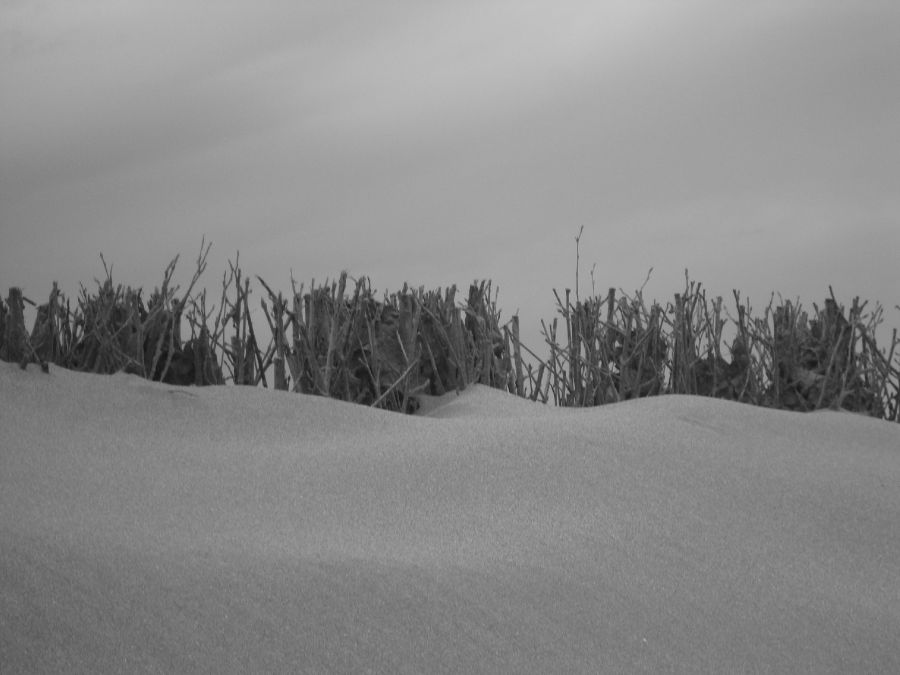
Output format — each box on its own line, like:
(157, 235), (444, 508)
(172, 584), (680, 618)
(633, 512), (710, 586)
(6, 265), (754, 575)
(0, 0), (897, 333)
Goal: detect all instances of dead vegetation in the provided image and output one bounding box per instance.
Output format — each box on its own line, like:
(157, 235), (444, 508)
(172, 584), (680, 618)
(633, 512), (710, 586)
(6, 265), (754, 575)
(2, 238), (898, 421)
(532, 271), (899, 421)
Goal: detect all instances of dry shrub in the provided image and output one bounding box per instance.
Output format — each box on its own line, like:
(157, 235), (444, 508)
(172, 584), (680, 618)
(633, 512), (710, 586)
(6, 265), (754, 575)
(533, 269), (899, 421)
(256, 274), (514, 413)
(2, 238), (897, 421)
(3, 241), (222, 386)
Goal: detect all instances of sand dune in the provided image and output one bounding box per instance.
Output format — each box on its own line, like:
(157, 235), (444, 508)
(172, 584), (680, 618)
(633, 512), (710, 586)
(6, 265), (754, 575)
(2, 361), (899, 673)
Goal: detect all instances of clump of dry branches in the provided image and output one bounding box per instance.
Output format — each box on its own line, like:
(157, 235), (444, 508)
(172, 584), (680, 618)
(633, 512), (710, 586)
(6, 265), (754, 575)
(2, 239), (223, 385)
(0, 242), (518, 414)
(525, 232), (899, 420)
(2, 237), (898, 421)
(254, 273), (514, 412)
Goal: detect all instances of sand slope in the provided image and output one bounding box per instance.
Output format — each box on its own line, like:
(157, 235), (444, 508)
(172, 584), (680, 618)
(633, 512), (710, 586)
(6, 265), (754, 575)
(1, 362), (899, 673)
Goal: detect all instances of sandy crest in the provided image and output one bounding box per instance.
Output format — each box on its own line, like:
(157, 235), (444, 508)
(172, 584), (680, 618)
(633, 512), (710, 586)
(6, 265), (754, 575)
(1, 361), (899, 673)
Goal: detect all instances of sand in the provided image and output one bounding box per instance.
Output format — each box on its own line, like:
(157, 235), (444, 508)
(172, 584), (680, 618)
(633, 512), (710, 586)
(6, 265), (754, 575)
(1, 361), (899, 673)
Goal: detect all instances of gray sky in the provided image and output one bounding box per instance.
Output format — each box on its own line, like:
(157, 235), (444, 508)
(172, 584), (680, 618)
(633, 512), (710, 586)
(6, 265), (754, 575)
(2, 1), (898, 353)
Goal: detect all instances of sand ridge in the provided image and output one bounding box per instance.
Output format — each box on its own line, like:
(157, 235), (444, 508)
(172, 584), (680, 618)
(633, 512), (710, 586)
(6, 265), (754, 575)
(2, 362), (899, 673)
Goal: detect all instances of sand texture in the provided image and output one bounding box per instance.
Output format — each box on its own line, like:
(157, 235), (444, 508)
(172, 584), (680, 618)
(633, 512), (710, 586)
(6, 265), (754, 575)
(2, 362), (899, 673)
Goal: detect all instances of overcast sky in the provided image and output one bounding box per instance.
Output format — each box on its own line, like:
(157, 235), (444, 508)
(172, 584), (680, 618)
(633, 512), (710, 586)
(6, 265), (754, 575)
(2, 1), (898, 353)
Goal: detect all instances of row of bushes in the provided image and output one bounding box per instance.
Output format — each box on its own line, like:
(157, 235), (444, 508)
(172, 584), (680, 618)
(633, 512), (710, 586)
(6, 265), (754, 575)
(2, 241), (898, 421)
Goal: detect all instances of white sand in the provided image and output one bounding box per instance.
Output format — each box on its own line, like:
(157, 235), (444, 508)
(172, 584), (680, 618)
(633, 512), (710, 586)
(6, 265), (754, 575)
(2, 361), (899, 673)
